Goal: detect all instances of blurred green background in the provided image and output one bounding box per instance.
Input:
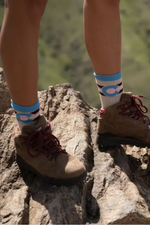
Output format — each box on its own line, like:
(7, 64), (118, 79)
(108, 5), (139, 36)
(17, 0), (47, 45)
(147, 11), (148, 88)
(1, 0), (150, 109)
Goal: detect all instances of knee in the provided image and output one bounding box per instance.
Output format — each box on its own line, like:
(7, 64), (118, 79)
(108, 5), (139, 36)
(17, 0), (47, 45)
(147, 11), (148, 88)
(6, 0), (48, 20)
(27, 0), (48, 19)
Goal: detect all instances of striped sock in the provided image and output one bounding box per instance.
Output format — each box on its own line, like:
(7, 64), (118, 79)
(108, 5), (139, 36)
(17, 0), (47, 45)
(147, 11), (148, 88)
(94, 71), (123, 109)
(11, 99), (40, 131)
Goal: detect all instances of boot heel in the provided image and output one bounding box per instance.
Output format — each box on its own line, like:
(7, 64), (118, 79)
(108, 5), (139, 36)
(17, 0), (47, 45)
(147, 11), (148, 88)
(97, 133), (121, 147)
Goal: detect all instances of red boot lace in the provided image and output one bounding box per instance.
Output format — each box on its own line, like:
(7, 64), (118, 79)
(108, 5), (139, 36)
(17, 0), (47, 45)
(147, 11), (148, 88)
(21, 121), (65, 160)
(118, 95), (150, 124)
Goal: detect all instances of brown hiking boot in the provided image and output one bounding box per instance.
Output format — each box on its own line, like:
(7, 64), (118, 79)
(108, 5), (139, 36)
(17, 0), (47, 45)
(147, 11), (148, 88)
(14, 115), (86, 185)
(97, 92), (150, 147)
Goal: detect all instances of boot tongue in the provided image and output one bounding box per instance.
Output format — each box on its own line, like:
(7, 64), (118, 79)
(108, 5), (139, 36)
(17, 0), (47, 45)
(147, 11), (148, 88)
(120, 92), (132, 103)
(120, 92), (138, 115)
(21, 115), (48, 136)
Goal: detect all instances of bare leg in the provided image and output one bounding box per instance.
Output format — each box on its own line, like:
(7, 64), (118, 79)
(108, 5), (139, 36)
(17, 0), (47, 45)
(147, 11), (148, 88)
(83, 0), (122, 109)
(0, 0), (47, 106)
(83, 0), (121, 75)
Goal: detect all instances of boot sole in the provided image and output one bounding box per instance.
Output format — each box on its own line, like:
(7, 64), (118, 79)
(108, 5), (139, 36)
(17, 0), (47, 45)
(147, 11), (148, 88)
(16, 154), (87, 186)
(97, 132), (150, 148)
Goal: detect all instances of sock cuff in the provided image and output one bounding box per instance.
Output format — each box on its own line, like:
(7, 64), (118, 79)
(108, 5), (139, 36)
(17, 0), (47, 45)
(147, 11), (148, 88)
(94, 71), (122, 81)
(11, 98), (40, 112)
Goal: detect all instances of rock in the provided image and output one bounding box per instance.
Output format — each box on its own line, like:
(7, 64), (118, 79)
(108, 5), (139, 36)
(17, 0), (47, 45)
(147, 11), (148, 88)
(0, 67), (3, 75)
(0, 68), (10, 114)
(0, 186), (29, 225)
(1, 71), (150, 224)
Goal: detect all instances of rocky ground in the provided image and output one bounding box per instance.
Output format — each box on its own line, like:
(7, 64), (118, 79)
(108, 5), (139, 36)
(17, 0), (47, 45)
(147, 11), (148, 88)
(1, 68), (150, 224)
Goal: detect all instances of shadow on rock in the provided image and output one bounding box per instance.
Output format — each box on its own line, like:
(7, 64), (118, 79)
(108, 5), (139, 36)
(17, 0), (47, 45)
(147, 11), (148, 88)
(17, 163), (99, 224)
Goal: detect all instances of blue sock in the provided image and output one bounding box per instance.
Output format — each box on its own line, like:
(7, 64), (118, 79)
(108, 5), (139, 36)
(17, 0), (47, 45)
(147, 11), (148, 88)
(11, 99), (40, 130)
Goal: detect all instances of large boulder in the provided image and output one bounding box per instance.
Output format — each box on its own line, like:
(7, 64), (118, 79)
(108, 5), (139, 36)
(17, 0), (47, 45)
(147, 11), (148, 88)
(1, 68), (150, 224)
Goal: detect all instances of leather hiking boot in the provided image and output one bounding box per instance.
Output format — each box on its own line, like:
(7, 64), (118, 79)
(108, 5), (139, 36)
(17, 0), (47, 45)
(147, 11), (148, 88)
(97, 92), (150, 147)
(14, 115), (86, 185)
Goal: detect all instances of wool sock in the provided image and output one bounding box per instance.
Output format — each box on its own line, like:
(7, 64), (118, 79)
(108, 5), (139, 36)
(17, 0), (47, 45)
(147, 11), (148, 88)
(94, 71), (123, 109)
(11, 99), (40, 131)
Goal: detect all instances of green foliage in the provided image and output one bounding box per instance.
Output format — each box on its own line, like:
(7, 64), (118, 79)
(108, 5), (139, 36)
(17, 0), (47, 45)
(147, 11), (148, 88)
(0, 0), (4, 6)
(38, 0), (100, 107)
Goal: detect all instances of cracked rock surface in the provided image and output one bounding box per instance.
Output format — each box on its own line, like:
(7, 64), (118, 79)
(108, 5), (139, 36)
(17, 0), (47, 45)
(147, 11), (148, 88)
(1, 69), (150, 224)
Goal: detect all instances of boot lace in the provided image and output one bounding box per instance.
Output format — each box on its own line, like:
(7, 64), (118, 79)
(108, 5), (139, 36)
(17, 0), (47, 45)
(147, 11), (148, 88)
(21, 121), (65, 160)
(118, 95), (150, 124)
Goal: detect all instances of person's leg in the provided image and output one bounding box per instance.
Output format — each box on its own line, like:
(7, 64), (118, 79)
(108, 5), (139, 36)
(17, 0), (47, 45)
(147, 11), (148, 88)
(84, 0), (150, 147)
(83, 0), (123, 109)
(84, 0), (121, 74)
(0, 0), (47, 129)
(0, 0), (47, 106)
(0, 0), (86, 184)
